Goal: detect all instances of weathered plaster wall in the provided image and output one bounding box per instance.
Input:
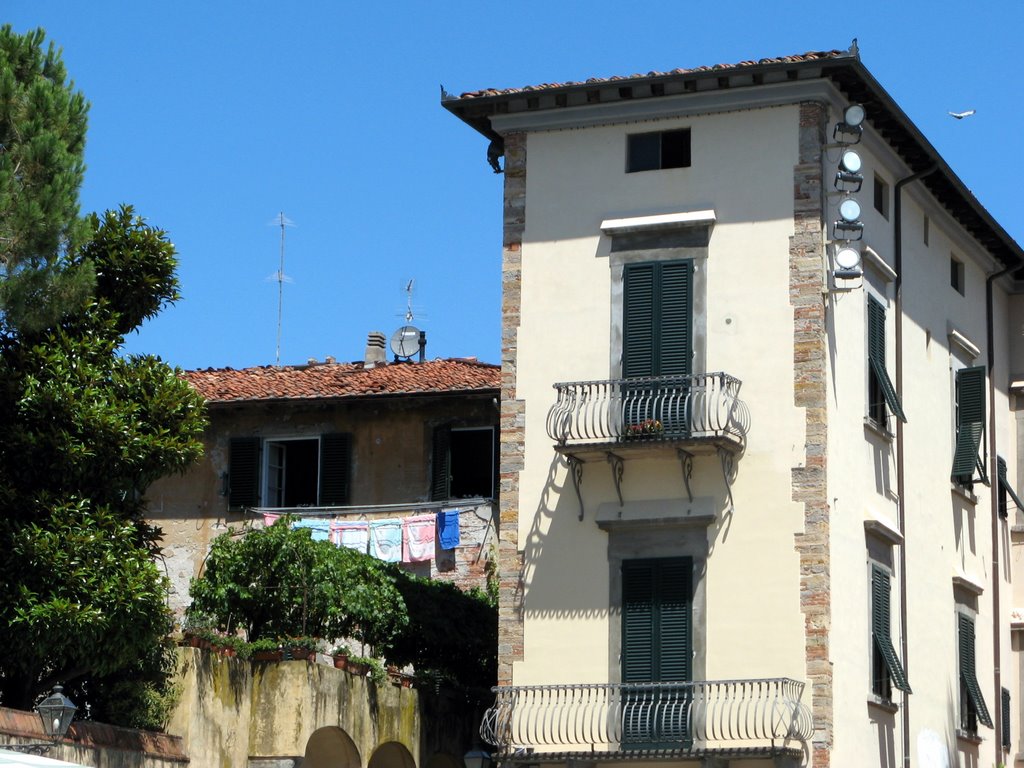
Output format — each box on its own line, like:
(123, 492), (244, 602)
(168, 649), (476, 768)
(147, 394), (498, 614)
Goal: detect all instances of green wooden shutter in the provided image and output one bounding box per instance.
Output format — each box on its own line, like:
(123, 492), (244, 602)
(622, 562), (656, 683)
(319, 433), (352, 506)
(952, 366), (987, 485)
(431, 425), (451, 501)
(228, 437), (260, 509)
(658, 262), (692, 377)
(867, 296), (906, 422)
(623, 261), (692, 379)
(1002, 687), (1011, 750)
(871, 565), (911, 692)
(959, 613), (993, 728)
(623, 263), (656, 379)
(998, 456), (1024, 517)
(622, 558), (692, 683)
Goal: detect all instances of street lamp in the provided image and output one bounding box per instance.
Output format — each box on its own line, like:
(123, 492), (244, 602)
(4, 686), (77, 755)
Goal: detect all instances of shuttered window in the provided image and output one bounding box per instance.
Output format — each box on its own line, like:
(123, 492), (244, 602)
(1002, 687), (1011, 750)
(228, 434), (353, 509)
(623, 261), (692, 379)
(958, 613), (993, 731)
(431, 426), (451, 501)
(319, 433), (353, 506)
(998, 456), (1024, 519)
(867, 296), (906, 424)
(871, 565), (911, 694)
(228, 437), (261, 509)
(952, 366), (987, 487)
(622, 558), (692, 749)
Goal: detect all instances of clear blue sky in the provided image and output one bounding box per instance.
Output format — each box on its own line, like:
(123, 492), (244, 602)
(6, 2), (1022, 371)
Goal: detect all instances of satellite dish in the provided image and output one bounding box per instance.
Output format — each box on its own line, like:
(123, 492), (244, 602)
(390, 325), (421, 359)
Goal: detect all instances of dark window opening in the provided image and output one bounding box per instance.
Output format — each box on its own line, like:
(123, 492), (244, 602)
(266, 439), (319, 507)
(627, 129), (691, 173)
(874, 174), (890, 219)
(951, 255), (965, 295)
(433, 426), (496, 500)
(872, 640), (892, 700)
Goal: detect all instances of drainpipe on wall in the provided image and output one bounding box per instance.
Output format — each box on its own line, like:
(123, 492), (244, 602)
(893, 164), (936, 768)
(986, 262), (1009, 768)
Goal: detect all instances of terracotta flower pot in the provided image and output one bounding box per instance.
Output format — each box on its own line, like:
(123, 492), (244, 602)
(333, 655), (349, 670)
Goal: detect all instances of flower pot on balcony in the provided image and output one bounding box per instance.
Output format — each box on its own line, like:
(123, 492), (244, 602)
(333, 654), (349, 670)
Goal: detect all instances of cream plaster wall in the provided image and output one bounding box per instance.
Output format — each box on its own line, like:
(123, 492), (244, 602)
(823, 128), (1019, 766)
(511, 104), (808, 690)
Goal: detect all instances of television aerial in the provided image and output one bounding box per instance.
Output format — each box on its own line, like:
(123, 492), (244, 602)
(390, 279), (423, 360)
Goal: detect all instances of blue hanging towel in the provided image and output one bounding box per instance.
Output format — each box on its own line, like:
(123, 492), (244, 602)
(292, 517), (330, 542)
(437, 509), (461, 550)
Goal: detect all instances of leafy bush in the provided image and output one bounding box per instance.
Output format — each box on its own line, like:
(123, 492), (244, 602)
(189, 520), (406, 650)
(188, 520), (497, 688)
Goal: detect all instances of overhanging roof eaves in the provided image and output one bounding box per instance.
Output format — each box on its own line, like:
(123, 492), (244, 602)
(443, 50), (1024, 275)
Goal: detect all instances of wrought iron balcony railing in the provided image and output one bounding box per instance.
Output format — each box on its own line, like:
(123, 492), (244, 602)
(545, 373), (749, 453)
(480, 678), (811, 758)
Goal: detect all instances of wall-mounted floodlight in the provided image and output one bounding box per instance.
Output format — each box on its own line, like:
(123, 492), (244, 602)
(835, 149), (864, 192)
(833, 103), (865, 144)
(833, 198), (863, 240)
(833, 245), (862, 279)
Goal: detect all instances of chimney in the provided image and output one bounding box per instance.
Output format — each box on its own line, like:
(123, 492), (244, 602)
(364, 331), (387, 368)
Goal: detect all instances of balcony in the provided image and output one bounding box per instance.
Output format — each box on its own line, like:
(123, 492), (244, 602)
(544, 374), (749, 516)
(545, 373), (749, 460)
(480, 679), (811, 763)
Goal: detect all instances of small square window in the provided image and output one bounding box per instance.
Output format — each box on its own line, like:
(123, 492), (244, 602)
(627, 129), (691, 173)
(951, 255), (965, 295)
(874, 174), (890, 220)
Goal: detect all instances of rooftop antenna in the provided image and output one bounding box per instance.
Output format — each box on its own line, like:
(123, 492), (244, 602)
(404, 279), (415, 322)
(267, 212), (295, 366)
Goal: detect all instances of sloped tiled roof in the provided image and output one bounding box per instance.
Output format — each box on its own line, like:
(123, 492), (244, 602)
(455, 49), (847, 100)
(184, 358), (499, 404)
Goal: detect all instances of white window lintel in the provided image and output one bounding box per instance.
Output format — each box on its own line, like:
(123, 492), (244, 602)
(948, 327), (981, 361)
(600, 209), (716, 236)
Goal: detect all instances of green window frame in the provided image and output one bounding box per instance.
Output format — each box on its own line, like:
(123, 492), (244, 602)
(228, 437), (261, 509)
(867, 296), (906, 424)
(952, 366), (987, 487)
(958, 613), (993, 731)
(623, 260), (692, 379)
(870, 564), (911, 696)
(621, 558), (692, 749)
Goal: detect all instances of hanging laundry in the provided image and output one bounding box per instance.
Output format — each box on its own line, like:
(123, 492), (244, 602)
(437, 509), (461, 550)
(403, 514), (436, 562)
(262, 512), (281, 527)
(369, 518), (402, 562)
(292, 518), (331, 542)
(332, 521), (369, 553)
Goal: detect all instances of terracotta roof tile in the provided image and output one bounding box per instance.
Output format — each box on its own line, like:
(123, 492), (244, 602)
(183, 358), (500, 404)
(455, 49), (848, 100)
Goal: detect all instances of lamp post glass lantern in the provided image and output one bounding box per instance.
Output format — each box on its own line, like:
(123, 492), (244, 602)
(36, 685), (77, 741)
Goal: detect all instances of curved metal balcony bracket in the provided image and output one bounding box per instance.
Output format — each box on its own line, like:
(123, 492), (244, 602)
(566, 454), (585, 521)
(606, 452), (625, 511)
(677, 449), (694, 503)
(718, 447), (736, 510)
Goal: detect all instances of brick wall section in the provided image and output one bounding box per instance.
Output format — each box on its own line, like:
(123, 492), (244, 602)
(790, 100), (831, 768)
(498, 132), (527, 686)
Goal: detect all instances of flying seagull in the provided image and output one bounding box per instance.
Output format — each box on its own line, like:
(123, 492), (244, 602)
(948, 109), (976, 119)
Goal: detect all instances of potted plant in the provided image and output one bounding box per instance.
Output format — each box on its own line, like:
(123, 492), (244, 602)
(248, 637), (284, 662)
(284, 636), (320, 662)
(347, 654), (372, 676)
(623, 418), (664, 439)
(181, 612), (215, 648)
(386, 664), (414, 688)
(331, 644), (351, 670)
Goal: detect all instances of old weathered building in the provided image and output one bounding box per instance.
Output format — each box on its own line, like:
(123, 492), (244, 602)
(146, 343), (500, 613)
(445, 45), (1024, 767)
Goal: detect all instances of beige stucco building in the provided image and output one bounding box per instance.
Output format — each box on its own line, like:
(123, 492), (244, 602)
(444, 45), (1024, 767)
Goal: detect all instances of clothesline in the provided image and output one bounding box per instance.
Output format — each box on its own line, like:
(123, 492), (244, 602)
(247, 497), (491, 517)
(264, 508), (465, 565)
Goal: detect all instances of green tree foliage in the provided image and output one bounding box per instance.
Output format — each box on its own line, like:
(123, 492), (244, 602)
(190, 520), (408, 650)
(189, 522), (498, 688)
(0, 25), (93, 334)
(0, 207), (206, 713)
